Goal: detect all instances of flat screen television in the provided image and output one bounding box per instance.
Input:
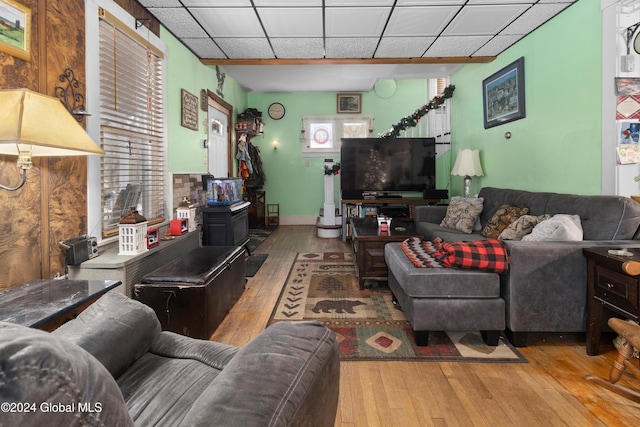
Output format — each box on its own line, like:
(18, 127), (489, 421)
(340, 137), (436, 199)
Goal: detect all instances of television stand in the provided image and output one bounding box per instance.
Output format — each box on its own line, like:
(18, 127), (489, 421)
(341, 197), (441, 242)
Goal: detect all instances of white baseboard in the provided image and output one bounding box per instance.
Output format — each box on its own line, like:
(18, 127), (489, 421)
(278, 215), (317, 225)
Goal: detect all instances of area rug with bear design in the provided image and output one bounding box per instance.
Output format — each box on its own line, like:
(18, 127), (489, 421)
(267, 252), (526, 362)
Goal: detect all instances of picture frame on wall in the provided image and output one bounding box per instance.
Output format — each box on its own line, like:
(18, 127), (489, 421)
(337, 93), (361, 114)
(615, 77), (640, 96)
(482, 57), (525, 129)
(0, 0), (30, 61)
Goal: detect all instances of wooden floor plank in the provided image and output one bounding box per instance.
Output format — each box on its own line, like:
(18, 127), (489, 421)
(210, 225), (640, 426)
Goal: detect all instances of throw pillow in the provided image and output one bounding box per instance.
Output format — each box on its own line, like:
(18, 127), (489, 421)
(498, 214), (551, 240)
(521, 214), (583, 241)
(481, 204), (530, 239)
(440, 197), (484, 234)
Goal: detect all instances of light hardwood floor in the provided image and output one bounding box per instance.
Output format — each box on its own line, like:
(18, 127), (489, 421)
(211, 225), (640, 426)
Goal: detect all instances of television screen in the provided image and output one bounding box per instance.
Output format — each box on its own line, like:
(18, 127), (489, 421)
(340, 137), (436, 199)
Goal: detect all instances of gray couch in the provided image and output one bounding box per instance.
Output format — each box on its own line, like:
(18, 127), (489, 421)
(0, 291), (340, 426)
(385, 187), (640, 346)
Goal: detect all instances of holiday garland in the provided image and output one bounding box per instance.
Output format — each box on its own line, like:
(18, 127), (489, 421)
(324, 163), (340, 175)
(380, 84), (455, 138)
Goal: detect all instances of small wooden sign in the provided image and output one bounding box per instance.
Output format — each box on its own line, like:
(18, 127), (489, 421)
(181, 89), (199, 131)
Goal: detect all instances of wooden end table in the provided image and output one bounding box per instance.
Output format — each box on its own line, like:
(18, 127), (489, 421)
(350, 217), (415, 289)
(583, 247), (640, 356)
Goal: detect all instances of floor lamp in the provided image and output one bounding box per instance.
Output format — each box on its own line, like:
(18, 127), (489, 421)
(451, 149), (484, 198)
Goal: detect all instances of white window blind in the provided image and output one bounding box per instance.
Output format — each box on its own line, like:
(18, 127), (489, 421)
(99, 16), (166, 237)
(301, 115), (373, 157)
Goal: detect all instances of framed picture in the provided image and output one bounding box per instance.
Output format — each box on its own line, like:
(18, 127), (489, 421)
(615, 77), (640, 96)
(0, 0), (30, 61)
(482, 57), (525, 129)
(337, 93), (361, 114)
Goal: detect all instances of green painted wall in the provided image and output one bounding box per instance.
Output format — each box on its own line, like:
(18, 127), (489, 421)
(247, 80), (445, 219)
(162, 0), (599, 220)
(163, 29), (249, 173)
(450, 0), (601, 196)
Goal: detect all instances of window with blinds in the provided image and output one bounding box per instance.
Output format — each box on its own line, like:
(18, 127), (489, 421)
(98, 16), (166, 237)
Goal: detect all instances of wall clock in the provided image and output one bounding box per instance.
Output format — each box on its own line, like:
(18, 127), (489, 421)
(268, 102), (285, 120)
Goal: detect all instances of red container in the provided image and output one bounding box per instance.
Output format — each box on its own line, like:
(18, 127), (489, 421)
(169, 218), (188, 236)
(146, 227), (160, 249)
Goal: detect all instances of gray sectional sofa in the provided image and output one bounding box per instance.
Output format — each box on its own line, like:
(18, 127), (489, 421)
(0, 292), (340, 426)
(385, 187), (640, 347)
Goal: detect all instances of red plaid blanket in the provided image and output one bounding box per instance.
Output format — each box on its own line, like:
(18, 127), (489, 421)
(400, 236), (510, 274)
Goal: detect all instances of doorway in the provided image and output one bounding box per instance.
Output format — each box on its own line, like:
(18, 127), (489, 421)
(206, 91), (233, 178)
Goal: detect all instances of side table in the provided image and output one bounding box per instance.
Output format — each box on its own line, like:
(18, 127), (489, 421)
(583, 247), (640, 356)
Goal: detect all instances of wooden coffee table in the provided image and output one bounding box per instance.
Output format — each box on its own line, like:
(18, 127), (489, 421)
(350, 217), (416, 289)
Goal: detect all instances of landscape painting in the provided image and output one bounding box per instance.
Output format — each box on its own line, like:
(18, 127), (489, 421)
(483, 57), (526, 129)
(0, 0), (30, 61)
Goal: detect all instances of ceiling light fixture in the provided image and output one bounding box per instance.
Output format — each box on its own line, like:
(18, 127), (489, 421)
(0, 88), (105, 191)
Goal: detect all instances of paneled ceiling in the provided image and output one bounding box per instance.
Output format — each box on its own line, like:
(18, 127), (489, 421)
(138, 0), (578, 92)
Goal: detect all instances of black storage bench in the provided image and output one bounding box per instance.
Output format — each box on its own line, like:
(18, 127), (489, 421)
(134, 246), (246, 339)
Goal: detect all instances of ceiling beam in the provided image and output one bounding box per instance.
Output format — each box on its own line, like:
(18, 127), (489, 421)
(200, 56), (496, 66)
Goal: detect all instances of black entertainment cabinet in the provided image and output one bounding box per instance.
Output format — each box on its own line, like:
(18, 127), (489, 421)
(341, 197), (441, 242)
(202, 201), (250, 249)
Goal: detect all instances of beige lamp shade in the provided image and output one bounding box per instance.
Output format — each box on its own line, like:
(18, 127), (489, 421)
(0, 88), (104, 157)
(451, 149), (484, 178)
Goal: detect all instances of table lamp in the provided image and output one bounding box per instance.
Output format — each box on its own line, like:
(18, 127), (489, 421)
(451, 148), (484, 198)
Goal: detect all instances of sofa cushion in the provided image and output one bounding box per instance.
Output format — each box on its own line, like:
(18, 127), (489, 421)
(522, 214), (583, 241)
(481, 204), (530, 239)
(440, 196), (484, 234)
(478, 187), (640, 240)
(52, 292), (161, 378)
(0, 321), (134, 427)
(498, 214), (551, 240)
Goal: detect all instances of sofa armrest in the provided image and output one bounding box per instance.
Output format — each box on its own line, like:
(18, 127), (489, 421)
(52, 291), (161, 378)
(0, 321), (134, 427)
(503, 240), (640, 334)
(179, 321), (340, 427)
(414, 205), (447, 225)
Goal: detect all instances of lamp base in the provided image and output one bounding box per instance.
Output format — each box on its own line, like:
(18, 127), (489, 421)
(463, 176), (472, 198)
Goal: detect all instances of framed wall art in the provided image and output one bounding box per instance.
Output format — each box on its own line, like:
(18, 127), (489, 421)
(615, 77), (640, 96)
(337, 93), (361, 114)
(0, 0), (31, 61)
(482, 57), (525, 129)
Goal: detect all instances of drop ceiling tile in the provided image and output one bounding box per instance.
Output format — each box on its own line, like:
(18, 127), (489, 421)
(443, 5), (531, 36)
(325, 7), (390, 37)
(466, 0), (533, 4)
(501, 3), (572, 36)
(190, 8), (264, 37)
(253, 0), (322, 5)
(473, 34), (524, 56)
(138, 0), (181, 8)
(325, 0), (394, 5)
(182, 0), (251, 5)
(215, 38), (275, 59)
(425, 36), (492, 57)
(385, 6), (460, 37)
(181, 38), (226, 58)
(271, 38), (324, 58)
(396, 0), (464, 4)
(539, 0), (575, 3)
(258, 8), (323, 37)
(147, 8), (209, 38)
(375, 37), (435, 58)
(325, 38), (378, 58)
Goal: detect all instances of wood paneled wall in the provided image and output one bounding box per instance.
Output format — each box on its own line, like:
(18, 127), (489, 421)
(0, 0), (159, 289)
